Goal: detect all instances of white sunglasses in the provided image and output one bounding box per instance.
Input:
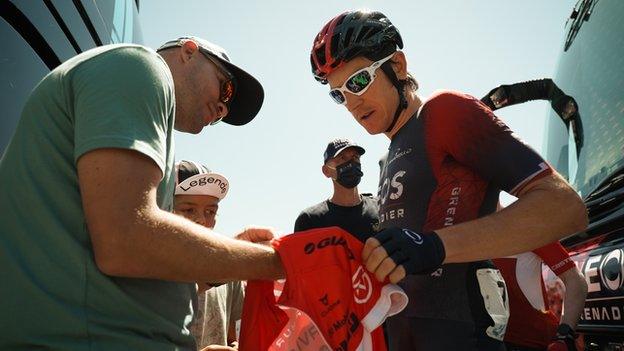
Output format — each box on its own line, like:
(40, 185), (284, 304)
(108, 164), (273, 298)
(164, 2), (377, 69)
(329, 53), (395, 105)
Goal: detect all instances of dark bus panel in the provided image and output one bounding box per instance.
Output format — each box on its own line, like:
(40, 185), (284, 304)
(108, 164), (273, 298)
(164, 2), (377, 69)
(0, 0), (143, 154)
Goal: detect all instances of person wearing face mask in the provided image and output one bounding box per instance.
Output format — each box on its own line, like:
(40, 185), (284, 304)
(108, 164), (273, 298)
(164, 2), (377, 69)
(294, 138), (380, 242)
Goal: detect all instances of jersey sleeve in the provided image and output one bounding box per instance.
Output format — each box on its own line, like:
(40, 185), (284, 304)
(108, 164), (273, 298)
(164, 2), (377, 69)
(423, 91), (552, 195)
(533, 242), (576, 276)
(72, 46), (174, 175)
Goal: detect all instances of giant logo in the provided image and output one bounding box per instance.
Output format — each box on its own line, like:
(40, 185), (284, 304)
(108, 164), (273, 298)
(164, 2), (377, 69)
(304, 236), (346, 254)
(599, 249), (624, 292)
(303, 235), (355, 260)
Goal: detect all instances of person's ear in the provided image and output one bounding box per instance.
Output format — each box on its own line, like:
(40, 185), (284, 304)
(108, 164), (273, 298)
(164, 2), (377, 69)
(180, 39), (199, 63)
(322, 164), (332, 179)
(390, 51), (408, 80)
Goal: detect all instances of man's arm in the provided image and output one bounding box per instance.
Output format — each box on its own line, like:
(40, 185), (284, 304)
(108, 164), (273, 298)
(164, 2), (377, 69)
(426, 91), (587, 262)
(79, 148), (284, 282)
(558, 267), (588, 329)
(439, 172), (587, 263)
(547, 266), (587, 350)
(363, 172), (587, 283)
(226, 323), (238, 349)
(363, 92), (587, 282)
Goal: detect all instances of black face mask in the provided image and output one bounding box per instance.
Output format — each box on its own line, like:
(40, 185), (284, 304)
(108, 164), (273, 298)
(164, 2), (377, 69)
(335, 160), (363, 189)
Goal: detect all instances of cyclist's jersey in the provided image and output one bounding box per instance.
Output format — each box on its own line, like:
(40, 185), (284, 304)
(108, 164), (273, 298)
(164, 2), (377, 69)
(493, 242), (576, 348)
(239, 227), (408, 351)
(378, 91), (553, 343)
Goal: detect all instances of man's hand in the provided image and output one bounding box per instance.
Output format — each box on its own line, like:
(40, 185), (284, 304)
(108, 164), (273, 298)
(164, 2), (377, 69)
(235, 226), (277, 244)
(362, 228), (446, 283)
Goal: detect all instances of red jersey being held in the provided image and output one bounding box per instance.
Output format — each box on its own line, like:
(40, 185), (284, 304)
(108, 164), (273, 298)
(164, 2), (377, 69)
(239, 227), (408, 350)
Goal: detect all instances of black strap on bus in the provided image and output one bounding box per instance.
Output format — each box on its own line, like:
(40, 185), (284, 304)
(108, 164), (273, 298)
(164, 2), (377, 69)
(481, 78), (584, 153)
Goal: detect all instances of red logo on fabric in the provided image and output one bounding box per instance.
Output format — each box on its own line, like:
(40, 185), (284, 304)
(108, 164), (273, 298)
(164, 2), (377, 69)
(352, 266), (372, 304)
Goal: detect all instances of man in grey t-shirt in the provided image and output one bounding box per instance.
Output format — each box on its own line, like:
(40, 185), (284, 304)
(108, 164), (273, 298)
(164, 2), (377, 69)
(0, 36), (282, 350)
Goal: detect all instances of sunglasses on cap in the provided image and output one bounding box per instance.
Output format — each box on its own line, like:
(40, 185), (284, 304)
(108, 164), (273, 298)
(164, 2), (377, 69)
(329, 53), (395, 105)
(198, 48), (237, 125)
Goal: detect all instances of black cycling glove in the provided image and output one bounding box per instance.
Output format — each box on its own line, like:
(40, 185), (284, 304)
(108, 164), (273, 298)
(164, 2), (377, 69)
(374, 227), (446, 275)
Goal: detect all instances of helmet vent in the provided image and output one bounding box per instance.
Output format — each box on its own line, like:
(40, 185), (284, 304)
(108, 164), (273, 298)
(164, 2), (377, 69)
(356, 27), (372, 44)
(344, 28), (355, 48)
(315, 45), (326, 66)
(336, 15), (346, 26)
(330, 34), (341, 58)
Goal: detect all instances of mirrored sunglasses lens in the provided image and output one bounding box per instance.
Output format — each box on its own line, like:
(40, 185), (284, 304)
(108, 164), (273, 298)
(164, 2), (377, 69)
(329, 89), (346, 104)
(346, 71), (372, 93)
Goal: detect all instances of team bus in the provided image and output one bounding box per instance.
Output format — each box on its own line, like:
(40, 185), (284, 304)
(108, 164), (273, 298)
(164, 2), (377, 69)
(0, 0), (142, 154)
(544, 0), (624, 349)
(481, 0), (623, 348)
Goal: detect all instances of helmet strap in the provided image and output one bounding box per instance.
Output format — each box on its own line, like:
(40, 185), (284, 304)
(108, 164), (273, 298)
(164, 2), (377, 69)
(380, 62), (408, 133)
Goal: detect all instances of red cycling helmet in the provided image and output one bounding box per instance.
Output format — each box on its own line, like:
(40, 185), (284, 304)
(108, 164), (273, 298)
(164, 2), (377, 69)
(310, 10), (403, 84)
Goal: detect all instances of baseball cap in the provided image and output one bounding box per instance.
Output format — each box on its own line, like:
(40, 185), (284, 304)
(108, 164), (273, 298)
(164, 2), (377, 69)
(323, 138), (365, 163)
(174, 160), (229, 199)
(157, 36), (265, 126)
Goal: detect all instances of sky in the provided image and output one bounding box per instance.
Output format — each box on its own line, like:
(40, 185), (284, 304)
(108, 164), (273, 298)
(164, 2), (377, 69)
(140, 0), (578, 236)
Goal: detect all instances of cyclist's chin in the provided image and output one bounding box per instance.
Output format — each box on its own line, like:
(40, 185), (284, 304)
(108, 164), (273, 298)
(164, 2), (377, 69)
(357, 114), (386, 135)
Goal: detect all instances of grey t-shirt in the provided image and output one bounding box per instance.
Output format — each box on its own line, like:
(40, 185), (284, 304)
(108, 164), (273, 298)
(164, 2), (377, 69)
(190, 281), (245, 348)
(0, 44), (196, 350)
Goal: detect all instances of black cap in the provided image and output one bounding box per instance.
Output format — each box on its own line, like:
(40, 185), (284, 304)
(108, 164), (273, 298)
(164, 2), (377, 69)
(157, 36), (264, 126)
(323, 138), (365, 163)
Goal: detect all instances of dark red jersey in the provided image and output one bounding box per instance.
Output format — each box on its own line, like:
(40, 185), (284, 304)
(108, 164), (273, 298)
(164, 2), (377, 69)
(378, 91), (553, 343)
